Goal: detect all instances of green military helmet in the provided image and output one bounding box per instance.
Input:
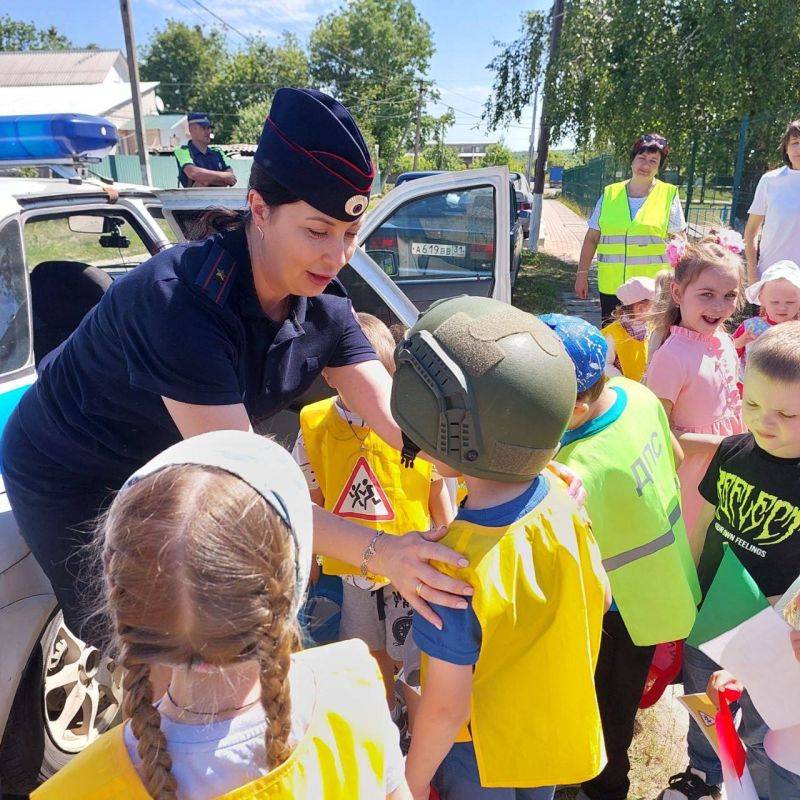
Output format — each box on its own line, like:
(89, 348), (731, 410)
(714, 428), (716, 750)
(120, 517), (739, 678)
(391, 295), (577, 483)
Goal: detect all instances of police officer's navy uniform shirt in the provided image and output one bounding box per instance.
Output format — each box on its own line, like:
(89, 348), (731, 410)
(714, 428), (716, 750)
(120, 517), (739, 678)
(14, 226), (376, 488)
(176, 141), (232, 187)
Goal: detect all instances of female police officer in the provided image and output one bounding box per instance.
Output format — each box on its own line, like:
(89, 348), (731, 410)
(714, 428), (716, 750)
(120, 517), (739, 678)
(0, 88), (472, 643)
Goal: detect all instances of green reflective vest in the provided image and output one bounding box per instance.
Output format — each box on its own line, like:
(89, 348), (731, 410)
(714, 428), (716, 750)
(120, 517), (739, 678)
(596, 179), (676, 295)
(558, 377), (701, 646)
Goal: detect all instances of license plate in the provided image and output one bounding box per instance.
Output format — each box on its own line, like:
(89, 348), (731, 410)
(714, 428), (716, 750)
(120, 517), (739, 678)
(411, 242), (465, 258)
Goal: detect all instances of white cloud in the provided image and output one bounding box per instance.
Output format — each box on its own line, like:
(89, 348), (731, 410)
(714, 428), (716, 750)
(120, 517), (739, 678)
(140, 0), (336, 39)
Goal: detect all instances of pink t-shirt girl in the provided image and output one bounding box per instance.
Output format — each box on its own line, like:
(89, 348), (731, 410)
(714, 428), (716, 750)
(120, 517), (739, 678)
(645, 325), (745, 532)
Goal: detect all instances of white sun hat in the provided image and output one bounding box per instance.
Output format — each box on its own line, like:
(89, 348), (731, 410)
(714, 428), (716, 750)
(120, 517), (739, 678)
(616, 276), (656, 306)
(745, 260), (800, 305)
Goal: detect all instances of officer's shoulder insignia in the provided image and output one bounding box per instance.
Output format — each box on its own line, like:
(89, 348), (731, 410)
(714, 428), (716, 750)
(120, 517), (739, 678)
(194, 242), (237, 306)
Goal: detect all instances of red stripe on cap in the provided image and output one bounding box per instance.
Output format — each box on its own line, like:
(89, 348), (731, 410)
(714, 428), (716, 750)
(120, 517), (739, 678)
(312, 149), (376, 181)
(266, 117), (373, 194)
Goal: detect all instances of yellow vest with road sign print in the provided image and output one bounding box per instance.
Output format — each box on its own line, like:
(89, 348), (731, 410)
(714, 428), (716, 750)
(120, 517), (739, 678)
(602, 319), (648, 382)
(423, 479), (606, 788)
(300, 396), (433, 578)
(557, 378), (701, 646)
(32, 640), (390, 800)
(596, 179), (677, 295)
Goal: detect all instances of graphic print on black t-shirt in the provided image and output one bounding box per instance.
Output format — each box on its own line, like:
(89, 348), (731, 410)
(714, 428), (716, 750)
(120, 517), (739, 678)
(698, 433), (800, 598)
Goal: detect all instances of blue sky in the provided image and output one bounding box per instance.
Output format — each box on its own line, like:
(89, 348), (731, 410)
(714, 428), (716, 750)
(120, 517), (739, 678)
(2, 0), (553, 151)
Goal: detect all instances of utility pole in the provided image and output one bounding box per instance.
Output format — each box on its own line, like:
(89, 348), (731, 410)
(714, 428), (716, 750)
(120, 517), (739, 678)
(119, 0), (152, 186)
(412, 79), (425, 171)
(437, 117), (446, 169)
(529, 0), (564, 252)
(525, 79), (540, 182)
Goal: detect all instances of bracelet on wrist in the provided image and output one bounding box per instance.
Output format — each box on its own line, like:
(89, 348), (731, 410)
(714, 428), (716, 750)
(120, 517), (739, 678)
(360, 531), (385, 579)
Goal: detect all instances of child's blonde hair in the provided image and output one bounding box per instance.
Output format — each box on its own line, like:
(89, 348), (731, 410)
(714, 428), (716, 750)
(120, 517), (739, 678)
(357, 312), (396, 374)
(99, 465), (300, 800)
(650, 238), (743, 355)
(747, 321), (800, 383)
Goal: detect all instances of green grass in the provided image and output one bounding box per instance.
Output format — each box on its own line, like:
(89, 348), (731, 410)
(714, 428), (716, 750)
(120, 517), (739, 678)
(557, 194), (589, 219)
(24, 218), (154, 269)
(512, 249), (576, 315)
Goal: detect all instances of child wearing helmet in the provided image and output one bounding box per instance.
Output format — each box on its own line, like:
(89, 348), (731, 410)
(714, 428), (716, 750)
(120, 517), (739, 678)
(393, 296), (609, 800)
(33, 432), (411, 800)
(541, 314), (700, 800)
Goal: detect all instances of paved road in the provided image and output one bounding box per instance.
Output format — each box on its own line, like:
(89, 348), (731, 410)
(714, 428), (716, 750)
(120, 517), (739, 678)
(540, 199), (601, 327)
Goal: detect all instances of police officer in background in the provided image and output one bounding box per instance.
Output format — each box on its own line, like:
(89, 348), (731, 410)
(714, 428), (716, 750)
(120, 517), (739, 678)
(175, 112), (237, 187)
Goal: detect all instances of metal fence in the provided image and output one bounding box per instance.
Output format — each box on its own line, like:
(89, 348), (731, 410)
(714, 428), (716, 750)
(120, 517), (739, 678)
(562, 110), (799, 237)
(93, 155), (255, 189)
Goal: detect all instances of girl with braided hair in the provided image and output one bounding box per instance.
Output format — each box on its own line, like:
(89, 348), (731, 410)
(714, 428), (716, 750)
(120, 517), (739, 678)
(33, 431), (410, 800)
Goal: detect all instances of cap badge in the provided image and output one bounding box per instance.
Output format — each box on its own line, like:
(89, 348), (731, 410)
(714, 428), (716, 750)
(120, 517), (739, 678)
(344, 194), (369, 217)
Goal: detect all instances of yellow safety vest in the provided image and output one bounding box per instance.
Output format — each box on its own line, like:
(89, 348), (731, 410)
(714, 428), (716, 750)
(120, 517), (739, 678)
(596, 179), (676, 295)
(300, 396), (433, 577)
(602, 319), (648, 382)
(424, 480), (607, 788)
(32, 640), (390, 800)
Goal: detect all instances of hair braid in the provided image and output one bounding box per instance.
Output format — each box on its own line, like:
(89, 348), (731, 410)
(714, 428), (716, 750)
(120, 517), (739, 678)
(123, 659), (177, 800)
(257, 565), (299, 769)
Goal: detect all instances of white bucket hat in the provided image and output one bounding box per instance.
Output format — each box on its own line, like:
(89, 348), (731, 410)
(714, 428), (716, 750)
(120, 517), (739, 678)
(616, 276), (656, 306)
(745, 260), (800, 305)
(122, 430), (313, 611)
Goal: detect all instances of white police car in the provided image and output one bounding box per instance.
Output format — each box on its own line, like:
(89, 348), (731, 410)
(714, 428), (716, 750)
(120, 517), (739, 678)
(0, 114), (512, 793)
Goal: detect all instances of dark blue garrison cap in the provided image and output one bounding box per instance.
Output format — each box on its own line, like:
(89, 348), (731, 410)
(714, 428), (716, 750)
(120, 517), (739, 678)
(255, 88), (375, 222)
(188, 112), (212, 127)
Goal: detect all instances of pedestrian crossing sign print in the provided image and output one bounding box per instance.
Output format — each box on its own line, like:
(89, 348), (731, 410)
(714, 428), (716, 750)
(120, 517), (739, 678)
(332, 457), (395, 521)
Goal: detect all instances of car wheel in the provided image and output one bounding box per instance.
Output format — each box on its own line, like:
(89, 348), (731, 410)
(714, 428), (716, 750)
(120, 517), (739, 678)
(0, 613), (122, 793)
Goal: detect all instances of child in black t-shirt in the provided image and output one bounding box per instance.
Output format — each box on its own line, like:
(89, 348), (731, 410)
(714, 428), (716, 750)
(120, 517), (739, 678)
(663, 322), (800, 800)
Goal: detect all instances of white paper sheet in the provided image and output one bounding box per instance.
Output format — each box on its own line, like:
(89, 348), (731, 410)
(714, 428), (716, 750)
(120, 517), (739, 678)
(700, 606), (800, 731)
(765, 725), (800, 775)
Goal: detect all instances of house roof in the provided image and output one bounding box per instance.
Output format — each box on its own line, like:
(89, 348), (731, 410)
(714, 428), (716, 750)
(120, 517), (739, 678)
(0, 81), (159, 117)
(0, 49), (128, 87)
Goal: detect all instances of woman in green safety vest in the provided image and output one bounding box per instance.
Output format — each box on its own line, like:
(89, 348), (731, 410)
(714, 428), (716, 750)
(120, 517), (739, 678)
(574, 133), (687, 323)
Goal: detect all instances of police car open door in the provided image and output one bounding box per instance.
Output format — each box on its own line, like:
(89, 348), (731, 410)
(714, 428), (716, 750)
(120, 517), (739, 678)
(155, 165), (513, 313)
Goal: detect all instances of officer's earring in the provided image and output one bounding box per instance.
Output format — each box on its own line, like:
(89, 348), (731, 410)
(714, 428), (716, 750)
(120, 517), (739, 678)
(257, 226), (264, 242)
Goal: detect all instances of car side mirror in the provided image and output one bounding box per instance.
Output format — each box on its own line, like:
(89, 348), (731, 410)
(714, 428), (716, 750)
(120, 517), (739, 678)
(366, 250), (399, 277)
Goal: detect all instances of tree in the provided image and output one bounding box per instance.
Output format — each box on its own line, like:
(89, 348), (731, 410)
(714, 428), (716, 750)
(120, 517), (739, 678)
(474, 142), (525, 173)
(485, 0), (800, 179)
(140, 21), (227, 115)
(423, 109), (463, 170)
(309, 0), (435, 173)
(483, 11), (548, 131)
(0, 15), (72, 50)
(197, 34), (310, 142)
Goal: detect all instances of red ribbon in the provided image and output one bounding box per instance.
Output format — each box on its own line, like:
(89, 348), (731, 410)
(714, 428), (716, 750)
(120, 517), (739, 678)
(715, 686), (747, 778)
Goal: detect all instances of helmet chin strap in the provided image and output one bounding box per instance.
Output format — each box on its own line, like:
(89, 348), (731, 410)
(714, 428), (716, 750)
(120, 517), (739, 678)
(400, 431), (421, 469)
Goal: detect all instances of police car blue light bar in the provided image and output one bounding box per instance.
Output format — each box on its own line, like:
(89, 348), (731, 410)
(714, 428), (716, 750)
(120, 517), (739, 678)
(0, 113), (118, 165)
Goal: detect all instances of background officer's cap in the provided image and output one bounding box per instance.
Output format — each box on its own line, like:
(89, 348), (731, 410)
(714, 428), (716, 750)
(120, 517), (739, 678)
(188, 112), (213, 127)
(255, 88), (375, 222)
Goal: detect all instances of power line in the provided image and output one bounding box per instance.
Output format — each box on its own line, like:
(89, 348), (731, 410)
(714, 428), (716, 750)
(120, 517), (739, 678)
(188, 0), (251, 41)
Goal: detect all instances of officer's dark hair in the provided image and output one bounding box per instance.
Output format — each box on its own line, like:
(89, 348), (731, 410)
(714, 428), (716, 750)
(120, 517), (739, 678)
(192, 162), (300, 240)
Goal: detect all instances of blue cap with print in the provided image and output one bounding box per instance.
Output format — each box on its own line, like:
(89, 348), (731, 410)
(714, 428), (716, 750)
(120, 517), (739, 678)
(539, 313), (607, 393)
